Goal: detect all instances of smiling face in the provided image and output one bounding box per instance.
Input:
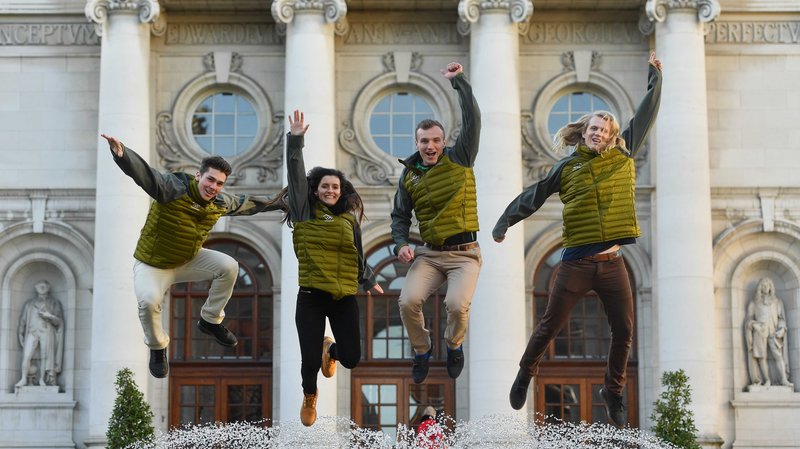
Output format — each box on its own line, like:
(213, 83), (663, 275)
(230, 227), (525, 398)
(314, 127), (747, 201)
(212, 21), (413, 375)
(195, 168), (227, 201)
(315, 174), (341, 207)
(415, 125), (446, 166)
(581, 115), (614, 153)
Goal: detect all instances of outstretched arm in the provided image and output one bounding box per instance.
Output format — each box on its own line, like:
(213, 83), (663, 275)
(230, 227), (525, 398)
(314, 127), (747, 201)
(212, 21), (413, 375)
(621, 51), (662, 156)
(286, 110), (312, 222)
(445, 62), (481, 167)
(100, 133), (186, 203)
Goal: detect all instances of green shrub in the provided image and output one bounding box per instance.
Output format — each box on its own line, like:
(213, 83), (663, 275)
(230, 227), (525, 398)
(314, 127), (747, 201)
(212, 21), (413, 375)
(106, 368), (155, 449)
(650, 369), (701, 449)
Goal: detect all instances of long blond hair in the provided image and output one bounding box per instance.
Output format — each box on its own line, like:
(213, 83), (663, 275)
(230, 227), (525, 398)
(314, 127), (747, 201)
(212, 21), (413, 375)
(551, 111), (627, 156)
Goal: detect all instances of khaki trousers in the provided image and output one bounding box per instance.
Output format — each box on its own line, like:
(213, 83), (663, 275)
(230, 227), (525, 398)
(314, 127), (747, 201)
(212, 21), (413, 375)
(133, 248), (239, 349)
(398, 245), (482, 354)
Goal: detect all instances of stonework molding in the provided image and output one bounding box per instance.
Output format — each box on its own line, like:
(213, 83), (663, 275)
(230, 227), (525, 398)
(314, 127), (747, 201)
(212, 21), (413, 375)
(156, 67), (283, 186)
(202, 52), (243, 74)
(705, 21), (800, 45)
(523, 21), (648, 45)
(343, 68), (457, 185)
(560, 50), (601, 73)
(645, 0), (721, 24)
(271, 0), (347, 25)
(458, 0), (533, 35)
(84, 0), (161, 35)
(381, 51), (423, 74)
(164, 23), (283, 45)
(340, 22), (462, 45)
(0, 24), (100, 46)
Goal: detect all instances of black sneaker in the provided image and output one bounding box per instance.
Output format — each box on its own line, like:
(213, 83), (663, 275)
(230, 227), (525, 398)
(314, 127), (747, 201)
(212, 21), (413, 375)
(509, 368), (532, 410)
(412, 346), (433, 384)
(197, 319), (238, 347)
(149, 348), (169, 378)
(446, 345), (464, 379)
(600, 387), (626, 428)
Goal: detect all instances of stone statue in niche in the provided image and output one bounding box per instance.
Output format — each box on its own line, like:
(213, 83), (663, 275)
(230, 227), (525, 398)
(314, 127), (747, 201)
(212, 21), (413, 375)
(16, 280), (64, 387)
(745, 277), (792, 389)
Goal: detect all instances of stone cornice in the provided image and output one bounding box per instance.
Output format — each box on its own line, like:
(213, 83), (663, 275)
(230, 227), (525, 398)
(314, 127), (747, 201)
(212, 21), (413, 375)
(645, 0), (721, 24)
(271, 0), (347, 25)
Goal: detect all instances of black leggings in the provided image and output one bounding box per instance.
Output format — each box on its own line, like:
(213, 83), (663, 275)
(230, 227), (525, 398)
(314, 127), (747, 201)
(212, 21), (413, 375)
(295, 287), (361, 395)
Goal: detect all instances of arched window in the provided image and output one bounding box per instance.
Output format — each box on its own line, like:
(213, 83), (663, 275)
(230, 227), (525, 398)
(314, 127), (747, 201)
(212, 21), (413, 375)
(191, 92), (258, 158)
(369, 92), (435, 157)
(352, 240), (453, 442)
(547, 92), (612, 138)
(168, 239), (273, 427)
(532, 245), (638, 427)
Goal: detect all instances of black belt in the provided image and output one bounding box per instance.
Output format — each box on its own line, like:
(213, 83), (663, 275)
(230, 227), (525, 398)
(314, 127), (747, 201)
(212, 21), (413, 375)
(581, 251), (621, 262)
(443, 231), (477, 245)
(424, 241), (479, 252)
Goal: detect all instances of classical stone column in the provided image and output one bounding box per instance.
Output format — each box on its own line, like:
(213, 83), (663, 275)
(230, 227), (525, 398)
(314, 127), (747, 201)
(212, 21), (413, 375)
(458, 0), (532, 419)
(84, 0), (161, 446)
(645, 0), (721, 444)
(271, 0), (346, 424)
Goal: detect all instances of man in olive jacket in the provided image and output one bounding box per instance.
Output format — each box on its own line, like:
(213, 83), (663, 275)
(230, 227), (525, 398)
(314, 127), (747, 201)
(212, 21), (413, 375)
(102, 134), (283, 378)
(391, 62), (481, 384)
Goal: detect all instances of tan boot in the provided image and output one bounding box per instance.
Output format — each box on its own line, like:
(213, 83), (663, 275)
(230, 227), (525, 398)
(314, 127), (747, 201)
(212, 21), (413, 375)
(300, 390), (318, 426)
(321, 336), (337, 378)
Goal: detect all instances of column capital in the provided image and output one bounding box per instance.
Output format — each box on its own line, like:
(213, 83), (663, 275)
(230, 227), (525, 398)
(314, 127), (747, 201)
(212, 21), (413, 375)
(271, 0), (347, 25)
(458, 0), (533, 24)
(645, 0), (721, 24)
(85, 0), (160, 26)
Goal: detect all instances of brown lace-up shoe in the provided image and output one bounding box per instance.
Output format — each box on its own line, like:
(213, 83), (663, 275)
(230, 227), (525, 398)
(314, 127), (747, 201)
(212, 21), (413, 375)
(300, 390), (318, 426)
(321, 336), (336, 378)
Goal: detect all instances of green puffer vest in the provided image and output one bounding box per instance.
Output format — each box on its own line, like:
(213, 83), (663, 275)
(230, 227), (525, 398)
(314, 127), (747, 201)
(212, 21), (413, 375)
(402, 155), (479, 245)
(134, 179), (226, 268)
(559, 146), (640, 247)
(293, 205), (359, 299)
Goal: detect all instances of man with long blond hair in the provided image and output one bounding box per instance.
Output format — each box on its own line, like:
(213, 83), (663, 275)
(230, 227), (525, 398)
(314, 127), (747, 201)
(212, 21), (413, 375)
(493, 52), (662, 428)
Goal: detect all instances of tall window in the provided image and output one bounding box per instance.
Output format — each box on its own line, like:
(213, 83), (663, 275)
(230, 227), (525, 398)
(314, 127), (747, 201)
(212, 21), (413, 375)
(370, 92), (435, 157)
(169, 240), (273, 427)
(191, 92), (258, 158)
(353, 241), (454, 442)
(547, 92), (612, 138)
(532, 246), (638, 426)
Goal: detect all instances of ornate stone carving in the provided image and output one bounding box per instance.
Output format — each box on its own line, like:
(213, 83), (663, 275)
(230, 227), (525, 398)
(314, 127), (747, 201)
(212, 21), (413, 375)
(202, 52), (243, 74)
(271, 0), (347, 25)
(458, 0), (534, 35)
(382, 51), (422, 73)
(560, 51), (601, 72)
(16, 281), (64, 388)
(520, 111), (558, 182)
(745, 278), (793, 390)
(85, 0), (161, 36)
(339, 122), (393, 186)
(645, 0), (721, 24)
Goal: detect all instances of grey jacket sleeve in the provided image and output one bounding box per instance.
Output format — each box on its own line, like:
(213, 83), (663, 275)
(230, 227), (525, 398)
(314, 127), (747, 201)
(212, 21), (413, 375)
(113, 146), (186, 203)
(216, 191), (285, 216)
(353, 219), (378, 291)
(492, 159), (567, 241)
(390, 169), (414, 255)
(286, 133), (312, 222)
(622, 64), (662, 157)
(447, 73), (482, 167)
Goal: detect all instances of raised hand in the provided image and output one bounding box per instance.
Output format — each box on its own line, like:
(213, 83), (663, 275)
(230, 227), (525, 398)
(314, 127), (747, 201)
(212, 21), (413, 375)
(100, 134), (124, 158)
(288, 109), (310, 136)
(648, 51), (663, 71)
(440, 62), (463, 80)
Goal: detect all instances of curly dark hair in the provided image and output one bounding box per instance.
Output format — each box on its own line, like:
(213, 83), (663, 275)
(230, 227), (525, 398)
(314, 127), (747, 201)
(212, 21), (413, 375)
(278, 166), (365, 227)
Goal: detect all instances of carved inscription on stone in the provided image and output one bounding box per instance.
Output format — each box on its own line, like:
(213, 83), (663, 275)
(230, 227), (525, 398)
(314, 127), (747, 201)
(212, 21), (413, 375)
(341, 23), (462, 45)
(165, 23), (282, 45)
(524, 22), (646, 45)
(705, 21), (800, 44)
(0, 24), (99, 46)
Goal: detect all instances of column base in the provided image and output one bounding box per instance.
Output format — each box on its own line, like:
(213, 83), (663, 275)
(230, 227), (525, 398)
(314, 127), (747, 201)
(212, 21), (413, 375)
(0, 390), (76, 448)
